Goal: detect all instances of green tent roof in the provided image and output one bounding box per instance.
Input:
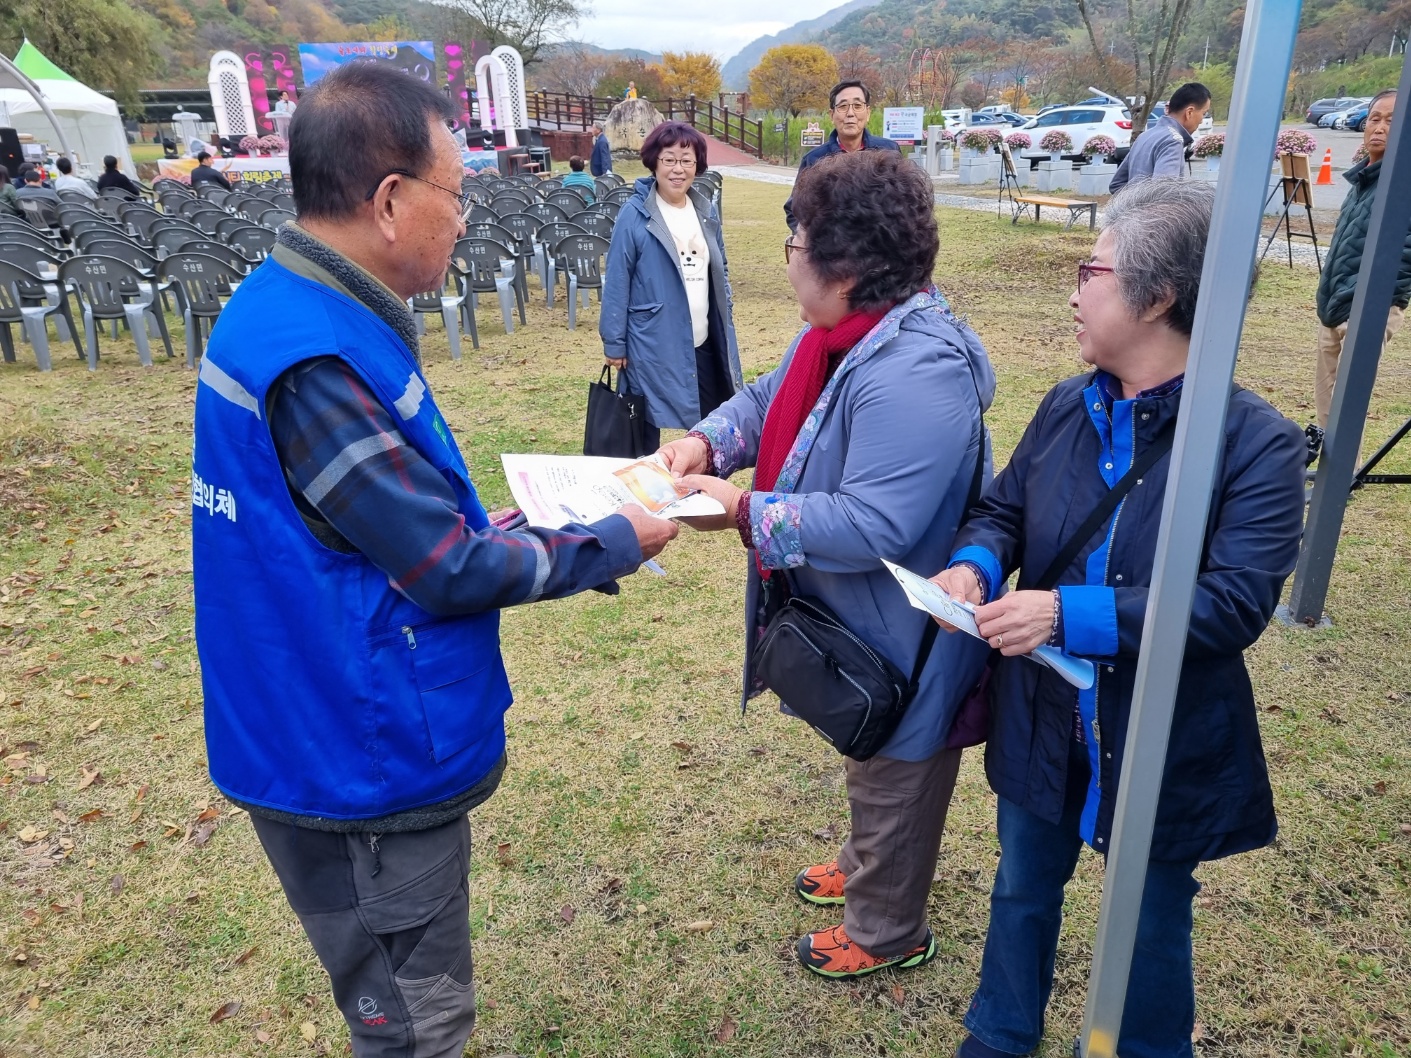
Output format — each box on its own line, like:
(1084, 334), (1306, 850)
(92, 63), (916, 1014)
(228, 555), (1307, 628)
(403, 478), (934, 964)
(13, 40), (77, 83)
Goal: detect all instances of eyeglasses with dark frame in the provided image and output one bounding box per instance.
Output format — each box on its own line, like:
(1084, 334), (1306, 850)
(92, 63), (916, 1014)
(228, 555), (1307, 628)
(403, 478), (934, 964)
(832, 101), (870, 114)
(1077, 261), (1117, 291)
(784, 236), (808, 264)
(366, 168), (474, 221)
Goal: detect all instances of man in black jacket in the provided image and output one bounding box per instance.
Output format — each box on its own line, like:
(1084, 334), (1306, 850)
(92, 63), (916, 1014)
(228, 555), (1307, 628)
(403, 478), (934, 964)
(1314, 88), (1410, 429)
(783, 80), (900, 231)
(190, 151), (233, 191)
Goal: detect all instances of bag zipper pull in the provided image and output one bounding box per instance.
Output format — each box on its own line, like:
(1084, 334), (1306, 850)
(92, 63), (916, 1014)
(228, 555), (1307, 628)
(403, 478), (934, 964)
(402, 625), (417, 649)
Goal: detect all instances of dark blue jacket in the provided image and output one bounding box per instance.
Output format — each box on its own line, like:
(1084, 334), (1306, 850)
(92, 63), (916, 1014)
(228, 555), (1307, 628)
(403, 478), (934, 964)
(784, 129), (901, 231)
(949, 372), (1305, 862)
(590, 133), (613, 177)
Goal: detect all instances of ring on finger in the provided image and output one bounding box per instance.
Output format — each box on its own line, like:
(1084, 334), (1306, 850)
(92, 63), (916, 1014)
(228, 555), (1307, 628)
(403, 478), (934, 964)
(994, 634), (1003, 649)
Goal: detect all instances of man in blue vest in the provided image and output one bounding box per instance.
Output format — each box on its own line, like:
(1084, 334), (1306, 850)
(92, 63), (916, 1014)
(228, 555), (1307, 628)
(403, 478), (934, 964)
(191, 59), (675, 1058)
(784, 80), (900, 231)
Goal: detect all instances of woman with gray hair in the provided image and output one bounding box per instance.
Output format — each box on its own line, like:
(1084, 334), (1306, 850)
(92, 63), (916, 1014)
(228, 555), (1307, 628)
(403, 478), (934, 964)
(930, 179), (1306, 1058)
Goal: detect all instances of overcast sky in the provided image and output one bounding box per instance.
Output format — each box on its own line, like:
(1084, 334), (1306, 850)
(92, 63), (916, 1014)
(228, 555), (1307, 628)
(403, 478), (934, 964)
(572, 1), (838, 62)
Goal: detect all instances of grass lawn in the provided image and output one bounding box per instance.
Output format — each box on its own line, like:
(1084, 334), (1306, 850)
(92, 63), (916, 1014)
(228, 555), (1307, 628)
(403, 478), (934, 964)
(1, 178), (1409, 1058)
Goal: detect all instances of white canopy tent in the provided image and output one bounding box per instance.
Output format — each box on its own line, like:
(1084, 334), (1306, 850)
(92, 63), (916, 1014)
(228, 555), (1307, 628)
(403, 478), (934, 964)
(0, 40), (134, 176)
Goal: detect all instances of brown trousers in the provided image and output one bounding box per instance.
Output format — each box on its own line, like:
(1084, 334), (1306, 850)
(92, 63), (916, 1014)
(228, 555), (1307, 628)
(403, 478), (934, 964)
(1316, 304), (1404, 428)
(835, 747), (964, 958)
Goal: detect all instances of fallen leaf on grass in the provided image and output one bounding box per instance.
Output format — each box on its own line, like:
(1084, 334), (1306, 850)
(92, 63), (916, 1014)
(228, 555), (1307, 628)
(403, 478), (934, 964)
(1400, 823), (1411, 837)
(78, 809), (104, 823)
(670, 740), (694, 753)
(210, 1000), (241, 1024)
(84, 718), (103, 732)
(191, 822), (217, 847)
(255, 1029), (271, 1044)
(128, 807), (143, 824)
(299, 1021), (317, 1042)
(686, 920), (714, 932)
(713, 1015), (737, 1043)
(17, 826), (49, 843)
(559, 904), (576, 924)
(890, 982), (906, 1008)
(495, 841), (512, 865)
(195, 806), (220, 822)
(128, 841), (147, 853)
(231, 946), (257, 967)
(134, 784), (149, 803)
(78, 768), (101, 789)
(26, 995), (39, 1011)
(110, 874), (124, 895)
(812, 823), (840, 841)
(482, 998), (498, 1010)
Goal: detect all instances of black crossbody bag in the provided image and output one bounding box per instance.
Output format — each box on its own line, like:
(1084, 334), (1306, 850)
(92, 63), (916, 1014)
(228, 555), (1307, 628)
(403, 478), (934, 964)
(755, 416), (1176, 762)
(753, 434), (985, 762)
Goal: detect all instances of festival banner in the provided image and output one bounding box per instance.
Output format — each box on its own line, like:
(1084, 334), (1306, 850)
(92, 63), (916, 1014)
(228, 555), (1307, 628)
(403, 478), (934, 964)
(297, 41), (436, 87)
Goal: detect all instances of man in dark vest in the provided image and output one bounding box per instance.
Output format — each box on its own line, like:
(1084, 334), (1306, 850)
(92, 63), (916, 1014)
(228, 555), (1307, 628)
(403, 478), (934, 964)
(191, 59), (675, 1058)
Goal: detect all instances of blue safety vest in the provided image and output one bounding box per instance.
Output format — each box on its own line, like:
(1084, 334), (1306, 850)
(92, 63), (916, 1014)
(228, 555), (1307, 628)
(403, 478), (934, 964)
(191, 258), (511, 821)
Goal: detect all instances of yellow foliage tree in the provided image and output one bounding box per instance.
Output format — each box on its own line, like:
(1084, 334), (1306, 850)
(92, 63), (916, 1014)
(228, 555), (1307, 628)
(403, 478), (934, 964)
(659, 51), (722, 99)
(749, 44), (838, 118)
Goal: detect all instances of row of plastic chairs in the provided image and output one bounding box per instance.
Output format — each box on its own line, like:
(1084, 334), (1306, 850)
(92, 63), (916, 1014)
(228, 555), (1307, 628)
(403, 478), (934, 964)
(0, 252), (242, 371)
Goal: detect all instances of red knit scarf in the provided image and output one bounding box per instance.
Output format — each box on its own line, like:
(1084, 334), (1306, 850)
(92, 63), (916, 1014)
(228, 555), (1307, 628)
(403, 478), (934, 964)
(753, 308), (888, 494)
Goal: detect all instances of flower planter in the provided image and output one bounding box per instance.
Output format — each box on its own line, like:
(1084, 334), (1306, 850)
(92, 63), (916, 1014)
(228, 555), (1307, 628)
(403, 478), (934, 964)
(1049, 151), (1063, 162)
(1205, 156), (1221, 174)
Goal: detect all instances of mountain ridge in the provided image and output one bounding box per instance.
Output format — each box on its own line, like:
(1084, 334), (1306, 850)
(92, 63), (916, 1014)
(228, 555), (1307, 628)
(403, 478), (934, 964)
(720, 0), (881, 90)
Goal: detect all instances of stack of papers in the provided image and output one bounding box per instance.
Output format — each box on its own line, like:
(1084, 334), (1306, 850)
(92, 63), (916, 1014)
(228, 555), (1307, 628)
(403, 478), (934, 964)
(882, 560), (1095, 690)
(501, 453), (724, 529)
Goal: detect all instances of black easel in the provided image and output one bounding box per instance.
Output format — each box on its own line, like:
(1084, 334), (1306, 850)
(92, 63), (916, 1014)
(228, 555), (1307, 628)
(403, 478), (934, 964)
(1351, 416), (1411, 489)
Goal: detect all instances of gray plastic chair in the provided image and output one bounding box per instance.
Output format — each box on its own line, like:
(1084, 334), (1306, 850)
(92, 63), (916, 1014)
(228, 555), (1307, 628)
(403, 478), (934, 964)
(158, 252), (243, 367)
(450, 239), (519, 343)
(59, 255), (175, 369)
(224, 225), (276, 260)
(0, 260), (84, 370)
(555, 234), (610, 330)
(537, 223), (588, 307)
(409, 269), (468, 361)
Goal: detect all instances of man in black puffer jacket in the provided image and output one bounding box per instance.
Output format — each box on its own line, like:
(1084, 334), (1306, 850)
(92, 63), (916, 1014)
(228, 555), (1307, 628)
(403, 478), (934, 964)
(1315, 88), (1411, 429)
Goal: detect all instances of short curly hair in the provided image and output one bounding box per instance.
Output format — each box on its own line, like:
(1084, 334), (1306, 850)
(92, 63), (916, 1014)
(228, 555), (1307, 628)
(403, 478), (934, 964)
(789, 150), (938, 312)
(640, 121), (708, 173)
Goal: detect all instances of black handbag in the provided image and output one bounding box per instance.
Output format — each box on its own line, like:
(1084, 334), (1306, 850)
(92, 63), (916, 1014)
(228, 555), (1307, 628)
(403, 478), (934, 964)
(752, 426), (984, 762)
(755, 596), (939, 761)
(584, 366), (649, 457)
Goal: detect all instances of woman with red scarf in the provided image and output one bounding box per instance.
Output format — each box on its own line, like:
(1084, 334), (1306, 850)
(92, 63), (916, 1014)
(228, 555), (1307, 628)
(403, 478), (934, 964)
(660, 150), (996, 980)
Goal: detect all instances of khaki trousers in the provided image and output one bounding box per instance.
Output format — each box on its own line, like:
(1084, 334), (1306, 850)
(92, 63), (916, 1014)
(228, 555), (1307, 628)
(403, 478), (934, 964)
(835, 747), (963, 958)
(1316, 305), (1404, 428)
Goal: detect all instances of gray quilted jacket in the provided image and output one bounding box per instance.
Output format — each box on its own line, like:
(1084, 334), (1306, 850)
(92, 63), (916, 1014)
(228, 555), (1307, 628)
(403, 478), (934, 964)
(1317, 158), (1411, 328)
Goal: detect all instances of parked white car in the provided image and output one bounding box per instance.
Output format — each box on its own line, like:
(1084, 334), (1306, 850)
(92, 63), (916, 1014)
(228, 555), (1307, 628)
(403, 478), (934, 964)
(1019, 104), (1134, 152)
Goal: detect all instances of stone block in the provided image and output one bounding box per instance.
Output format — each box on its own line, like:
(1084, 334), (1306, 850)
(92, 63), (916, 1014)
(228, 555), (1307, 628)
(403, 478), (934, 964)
(1036, 159), (1073, 193)
(1075, 162), (1116, 197)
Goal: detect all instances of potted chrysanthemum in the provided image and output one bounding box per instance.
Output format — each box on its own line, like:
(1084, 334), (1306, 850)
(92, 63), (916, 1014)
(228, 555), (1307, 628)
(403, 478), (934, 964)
(1039, 129), (1073, 160)
(1005, 131), (1032, 151)
(1192, 132), (1224, 172)
(1082, 135), (1117, 162)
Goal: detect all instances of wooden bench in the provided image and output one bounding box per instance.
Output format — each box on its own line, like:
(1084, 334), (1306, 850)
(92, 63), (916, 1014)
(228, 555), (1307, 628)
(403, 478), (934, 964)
(1012, 194), (1097, 231)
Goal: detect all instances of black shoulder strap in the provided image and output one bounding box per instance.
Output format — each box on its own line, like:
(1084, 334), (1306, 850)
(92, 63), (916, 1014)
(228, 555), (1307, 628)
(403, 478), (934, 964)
(1032, 421), (1176, 592)
(908, 416), (987, 691)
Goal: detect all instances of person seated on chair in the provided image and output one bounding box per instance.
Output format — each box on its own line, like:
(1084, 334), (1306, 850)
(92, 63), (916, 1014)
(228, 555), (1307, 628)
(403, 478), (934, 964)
(0, 166), (22, 217)
(191, 151), (233, 191)
(53, 156), (98, 200)
(561, 155), (596, 203)
(16, 167), (61, 208)
(96, 155), (142, 197)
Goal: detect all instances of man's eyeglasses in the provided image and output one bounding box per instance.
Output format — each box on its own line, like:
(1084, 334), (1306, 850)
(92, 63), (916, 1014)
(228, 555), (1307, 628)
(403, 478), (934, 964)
(1077, 261), (1117, 291)
(366, 168), (473, 220)
(833, 101), (869, 114)
(784, 237), (808, 264)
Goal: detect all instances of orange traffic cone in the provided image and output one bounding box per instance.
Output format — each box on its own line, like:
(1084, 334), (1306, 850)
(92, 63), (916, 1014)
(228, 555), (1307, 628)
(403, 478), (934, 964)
(1316, 147), (1333, 184)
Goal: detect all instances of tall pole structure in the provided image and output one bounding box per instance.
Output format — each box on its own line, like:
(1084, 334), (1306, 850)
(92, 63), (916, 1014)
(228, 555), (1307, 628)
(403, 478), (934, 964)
(1076, 0), (1304, 1053)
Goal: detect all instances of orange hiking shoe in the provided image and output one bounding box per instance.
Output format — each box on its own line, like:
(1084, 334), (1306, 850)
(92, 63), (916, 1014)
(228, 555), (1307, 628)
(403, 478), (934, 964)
(796, 923), (937, 979)
(794, 861), (847, 906)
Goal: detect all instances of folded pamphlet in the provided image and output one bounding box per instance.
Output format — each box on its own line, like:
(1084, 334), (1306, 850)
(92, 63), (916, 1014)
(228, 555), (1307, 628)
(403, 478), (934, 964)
(881, 560), (1095, 690)
(500, 453), (725, 529)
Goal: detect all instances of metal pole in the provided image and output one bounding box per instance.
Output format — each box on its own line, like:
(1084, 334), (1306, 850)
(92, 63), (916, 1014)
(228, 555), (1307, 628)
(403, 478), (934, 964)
(1077, 0), (1303, 1053)
(1286, 58), (1411, 625)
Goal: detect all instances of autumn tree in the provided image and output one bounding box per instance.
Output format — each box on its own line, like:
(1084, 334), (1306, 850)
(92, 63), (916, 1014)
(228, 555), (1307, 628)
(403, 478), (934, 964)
(959, 79), (988, 108)
(438, 0), (584, 66)
(535, 43), (611, 96)
(750, 44), (838, 162)
(659, 51), (722, 99)
(1, 0), (163, 110)
(595, 58), (667, 100)
(833, 45), (883, 102)
(1072, 0), (1201, 130)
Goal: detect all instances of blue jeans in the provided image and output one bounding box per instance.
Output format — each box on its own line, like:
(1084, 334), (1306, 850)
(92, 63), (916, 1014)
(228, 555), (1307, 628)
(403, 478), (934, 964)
(963, 743), (1200, 1058)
